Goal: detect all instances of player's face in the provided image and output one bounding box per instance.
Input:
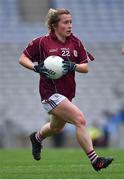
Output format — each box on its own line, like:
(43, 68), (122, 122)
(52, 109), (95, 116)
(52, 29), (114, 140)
(55, 14), (72, 38)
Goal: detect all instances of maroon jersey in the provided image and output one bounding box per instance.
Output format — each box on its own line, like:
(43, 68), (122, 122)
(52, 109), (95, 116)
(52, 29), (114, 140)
(23, 32), (94, 101)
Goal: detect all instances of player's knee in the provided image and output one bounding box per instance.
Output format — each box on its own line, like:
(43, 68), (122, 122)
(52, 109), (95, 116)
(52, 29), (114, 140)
(75, 114), (86, 127)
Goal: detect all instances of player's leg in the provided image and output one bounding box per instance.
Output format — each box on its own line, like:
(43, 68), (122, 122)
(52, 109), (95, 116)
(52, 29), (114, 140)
(51, 98), (113, 171)
(30, 115), (66, 160)
(51, 98), (93, 153)
(36, 114), (66, 139)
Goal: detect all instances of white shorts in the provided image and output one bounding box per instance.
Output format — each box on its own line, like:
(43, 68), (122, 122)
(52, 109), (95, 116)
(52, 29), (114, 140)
(42, 93), (66, 113)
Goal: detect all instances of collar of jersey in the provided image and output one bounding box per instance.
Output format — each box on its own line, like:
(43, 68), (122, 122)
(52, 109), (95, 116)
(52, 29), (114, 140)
(50, 31), (72, 44)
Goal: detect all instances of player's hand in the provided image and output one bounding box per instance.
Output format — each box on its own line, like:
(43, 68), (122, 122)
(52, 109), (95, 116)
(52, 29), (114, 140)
(33, 64), (51, 79)
(62, 57), (76, 75)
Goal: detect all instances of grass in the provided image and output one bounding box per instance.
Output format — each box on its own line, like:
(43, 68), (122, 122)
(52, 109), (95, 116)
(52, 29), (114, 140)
(0, 148), (124, 179)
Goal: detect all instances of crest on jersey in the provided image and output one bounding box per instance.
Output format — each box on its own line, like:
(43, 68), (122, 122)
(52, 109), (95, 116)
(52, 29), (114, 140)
(73, 50), (78, 57)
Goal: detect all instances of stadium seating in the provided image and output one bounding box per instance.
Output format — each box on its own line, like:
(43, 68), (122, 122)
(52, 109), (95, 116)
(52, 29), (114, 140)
(0, 0), (124, 147)
(54, 0), (124, 42)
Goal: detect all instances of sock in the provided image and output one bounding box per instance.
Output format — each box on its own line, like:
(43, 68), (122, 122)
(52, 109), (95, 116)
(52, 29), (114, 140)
(35, 131), (45, 143)
(87, 150), (98, 164)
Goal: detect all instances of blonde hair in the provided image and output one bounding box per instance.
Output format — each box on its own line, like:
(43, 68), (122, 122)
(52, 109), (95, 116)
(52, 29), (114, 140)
(46, 8), (71, 32)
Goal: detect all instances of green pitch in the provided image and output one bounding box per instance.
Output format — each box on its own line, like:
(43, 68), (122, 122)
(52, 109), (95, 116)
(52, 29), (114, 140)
(0, 148), (123, 179)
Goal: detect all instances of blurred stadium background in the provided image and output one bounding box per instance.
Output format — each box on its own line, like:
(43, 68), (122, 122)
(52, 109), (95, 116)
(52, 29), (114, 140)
(0, 0), (124, 149)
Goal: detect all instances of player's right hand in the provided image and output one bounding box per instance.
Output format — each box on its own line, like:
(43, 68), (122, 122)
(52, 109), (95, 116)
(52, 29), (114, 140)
(33, 64), (51, 78)
(33, 63), (44, 73)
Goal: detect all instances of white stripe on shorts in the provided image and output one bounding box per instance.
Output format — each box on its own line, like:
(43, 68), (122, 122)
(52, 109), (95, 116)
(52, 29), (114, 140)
(42, 93), (66, 112)
(48, 99), (57, 108)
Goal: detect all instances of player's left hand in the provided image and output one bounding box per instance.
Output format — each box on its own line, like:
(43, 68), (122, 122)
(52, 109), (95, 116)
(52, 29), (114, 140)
(62, 57), (76, 75)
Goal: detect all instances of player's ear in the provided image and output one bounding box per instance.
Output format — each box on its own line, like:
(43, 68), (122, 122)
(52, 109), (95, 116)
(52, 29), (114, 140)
(52, 24), (56, 31)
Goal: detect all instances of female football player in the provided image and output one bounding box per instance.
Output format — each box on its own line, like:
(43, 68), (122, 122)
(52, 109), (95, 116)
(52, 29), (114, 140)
(19, 8), (113, 171)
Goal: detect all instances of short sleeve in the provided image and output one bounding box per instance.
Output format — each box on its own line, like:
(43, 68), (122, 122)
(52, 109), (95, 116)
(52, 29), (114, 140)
(23, 38), (40, 62)
(87, 51), (95, 61)
(77, 40), (88, 64)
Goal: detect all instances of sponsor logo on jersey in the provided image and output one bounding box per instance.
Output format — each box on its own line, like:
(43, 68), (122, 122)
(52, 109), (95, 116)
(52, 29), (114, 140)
(61, 48), (70, 51)
(49, 48), (58, 53)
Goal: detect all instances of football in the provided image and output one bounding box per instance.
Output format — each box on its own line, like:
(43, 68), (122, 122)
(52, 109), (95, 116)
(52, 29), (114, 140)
(44, 56), (64, 79)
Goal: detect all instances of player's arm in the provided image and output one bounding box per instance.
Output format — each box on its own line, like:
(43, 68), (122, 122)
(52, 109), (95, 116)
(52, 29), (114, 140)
(75, 63), (88, 73)
(19, 38), (40, 70)
(19, 53), (34, 70)
(19, 53), (51, 78)
(19, 38), (51, 78)
(74, 40), (94, 73)
(62, 58), (88, 74)
(19, 38), (42, 72)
